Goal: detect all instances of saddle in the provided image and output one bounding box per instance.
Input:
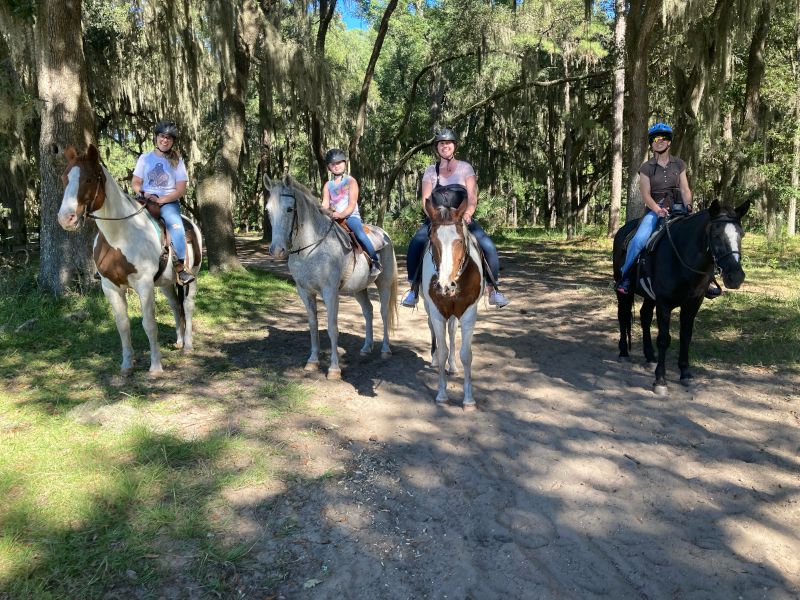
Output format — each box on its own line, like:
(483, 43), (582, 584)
(334, 218), (389, 256)
(153, 216), (201, 283)
(623, 212), (690, 300)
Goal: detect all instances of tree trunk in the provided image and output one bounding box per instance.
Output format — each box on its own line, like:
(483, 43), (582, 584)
(348, 0), (398, 181)
(35, 0), (96, 295)
(197, 0), (262, 272)
(624, 0), (662, 222)
(790, 0), (799, 235)
(608, 0), (626, 235)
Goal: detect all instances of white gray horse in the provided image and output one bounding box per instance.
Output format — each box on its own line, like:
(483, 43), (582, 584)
(264, 174), (398, 379)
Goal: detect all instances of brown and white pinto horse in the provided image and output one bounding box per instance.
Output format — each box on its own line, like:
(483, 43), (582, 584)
(421, 198), (484, 409)
(57, 144), (202, 376)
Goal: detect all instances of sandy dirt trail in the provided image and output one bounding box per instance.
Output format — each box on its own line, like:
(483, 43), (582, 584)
(214, 238), (800, 600)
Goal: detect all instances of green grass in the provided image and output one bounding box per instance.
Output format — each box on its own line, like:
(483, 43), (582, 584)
(0, 264), (310, 598)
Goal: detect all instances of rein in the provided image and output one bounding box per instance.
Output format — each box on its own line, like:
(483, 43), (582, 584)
(281, 190), (340, 256)
(664, 214), (740, 276)
(79, 175), (146, 225)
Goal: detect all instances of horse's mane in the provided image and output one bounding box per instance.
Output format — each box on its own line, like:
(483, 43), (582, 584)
(283, 174), (325, 216)
(431, 205), (460, 225)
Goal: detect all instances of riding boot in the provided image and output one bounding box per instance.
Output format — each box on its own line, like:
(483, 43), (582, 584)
(175, 260), (195, 285)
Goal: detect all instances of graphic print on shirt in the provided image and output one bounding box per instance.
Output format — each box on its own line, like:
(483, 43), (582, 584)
(148, 163), (171, 189)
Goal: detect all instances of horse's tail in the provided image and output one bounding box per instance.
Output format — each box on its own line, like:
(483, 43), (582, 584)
(387, 247), (399, 332)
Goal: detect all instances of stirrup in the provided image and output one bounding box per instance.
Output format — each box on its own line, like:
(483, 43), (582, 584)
(370, 259), (382, 277)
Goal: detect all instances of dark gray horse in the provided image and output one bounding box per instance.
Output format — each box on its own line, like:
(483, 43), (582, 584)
(613, 200), (750, 395)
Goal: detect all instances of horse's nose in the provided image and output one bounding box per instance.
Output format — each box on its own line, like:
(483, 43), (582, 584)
(269, 244), (286, 260)
(58, 211), (78, 230)
(723, 269), (745, 289)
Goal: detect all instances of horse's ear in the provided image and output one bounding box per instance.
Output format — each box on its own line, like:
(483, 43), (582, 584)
(708, 199), (721, 218)
(735, 199), (751, 219)
(454, 200), (468, 221)
(64, 144), (77, 162)
(86, 144), (99, 163)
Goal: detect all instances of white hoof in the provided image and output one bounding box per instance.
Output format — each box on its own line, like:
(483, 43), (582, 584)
(653, 384), (668, 397)
(173, 341), (184, 349)
(327, 368), (342, 380)
(148, 368), (164, 379)
(435, 393), (448, 405)
(463, 400), (477, 412)
(304, 361), (319, 372)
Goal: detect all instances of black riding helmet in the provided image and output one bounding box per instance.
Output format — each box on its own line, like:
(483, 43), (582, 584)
(154, 120), (179, 141)
(325, 148), (347, 164)
(433, 128), (458, 145)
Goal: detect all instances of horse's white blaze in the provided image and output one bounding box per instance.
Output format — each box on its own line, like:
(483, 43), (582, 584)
(58, 166), (81, 229)
(724, 223), (741, 262)
(436, 224), (459, 287)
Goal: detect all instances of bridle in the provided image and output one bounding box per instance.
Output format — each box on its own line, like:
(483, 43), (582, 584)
(65, 164), (146, 226)
(428, 219), (471, 280)
(664, 212), (742, 276)
(277, 189), (339, 256)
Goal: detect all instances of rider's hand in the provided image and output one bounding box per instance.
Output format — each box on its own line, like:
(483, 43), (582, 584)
(657, 207), (668, 217)
(463, 211), (473, 224)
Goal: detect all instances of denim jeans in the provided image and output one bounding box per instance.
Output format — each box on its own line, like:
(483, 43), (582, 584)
(620, 210), (658, 277)
(160, 201), (187, 261)
(345, 215), (378, 261)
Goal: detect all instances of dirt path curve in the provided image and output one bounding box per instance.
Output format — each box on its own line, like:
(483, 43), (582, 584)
(230, 237), (800, 600)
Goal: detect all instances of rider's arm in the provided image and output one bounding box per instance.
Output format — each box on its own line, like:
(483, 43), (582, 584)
(155, 180), (186, 205)
(464, 174), (478, 224)
(131, 175), (144, 195)
(334, 178), (359, 219)
(321, 182), (331, 210)
(679, 170), (693, 209)
(421, 178), (433, 218)
(639, 174), (668, 217)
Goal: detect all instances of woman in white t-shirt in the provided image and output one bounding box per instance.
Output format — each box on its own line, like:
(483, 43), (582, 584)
(131, 121), (193, 284)
(400, 128), (509, 308)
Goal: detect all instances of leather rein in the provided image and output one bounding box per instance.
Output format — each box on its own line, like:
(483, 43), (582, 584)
(664, 213), (742, 276)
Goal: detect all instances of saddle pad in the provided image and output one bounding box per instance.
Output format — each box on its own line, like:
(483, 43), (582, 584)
(363, 224), (390, 253)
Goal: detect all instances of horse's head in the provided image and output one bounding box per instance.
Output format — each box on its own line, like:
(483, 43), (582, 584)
(58, 144), (107, 230)
(708, 199), (750, 290)
(263, 173), (300, 260)
(427, 198), (469, 297)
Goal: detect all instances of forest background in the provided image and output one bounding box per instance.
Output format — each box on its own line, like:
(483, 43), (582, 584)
(0, 0), (798, 294)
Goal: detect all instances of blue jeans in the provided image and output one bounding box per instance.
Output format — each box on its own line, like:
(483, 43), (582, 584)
(406, 219), (500, 284)
(345, 215), (378, 262)
(620, 210), (658, 278)
(160, 201), (187, 261)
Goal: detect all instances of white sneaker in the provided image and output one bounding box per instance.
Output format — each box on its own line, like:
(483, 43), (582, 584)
(488, 289), (510, 308)
(400, 289), (417, 308)
(370, 260), (383, 277)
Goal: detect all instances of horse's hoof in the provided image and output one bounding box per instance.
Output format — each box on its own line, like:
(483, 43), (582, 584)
(435, 396), (449, 405)
(653, 383), (668, 396)
(181, 345), (193, 355)
(463, 401), (477, 412)
(327, 368), (342, 380)
(618, 355), (631, 363)
(680, 377), (694, 388)
(173, 341), (184, 349)
(380, 351), (392, 360)
(148, 369), (164, 379)
(446, 367), (460, 376)
(120, 367), (133, 377)
(304, 361), (319, 372)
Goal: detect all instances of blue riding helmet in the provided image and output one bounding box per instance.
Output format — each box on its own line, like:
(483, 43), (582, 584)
(648, 122), (673, 143)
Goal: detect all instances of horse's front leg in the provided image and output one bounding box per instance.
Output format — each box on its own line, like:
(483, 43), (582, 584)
(321, 286), (341, 380)
(103, 282), (134, 375)
(134, 282), (163, 376)
(640, 298), (656, 364)
(678, 298), (703, 386)
(430, 313), (449, 404)
(446, 316), (460, 375)
(296, 287), (320, 371)
(459, 306), (479, 410)
(353, 289), (373, 356)
(653, 301), (672, 395)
